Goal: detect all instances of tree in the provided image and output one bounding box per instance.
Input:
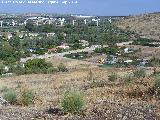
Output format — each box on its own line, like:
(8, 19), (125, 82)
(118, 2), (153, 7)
(57, 33), (65, 41)
(25, 22), (35, 32)
(25, 59), (53, 74)
(0, 45), (19, 63)
(9, 36), (21, 50)
(0, 63), (5, 75)
(42, 24), (54, 33)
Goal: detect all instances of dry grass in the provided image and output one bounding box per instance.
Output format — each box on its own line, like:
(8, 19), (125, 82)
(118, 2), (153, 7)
(1, 65), (160, 117)
(0, 68), (108, 106)
(0, 80), (5, 92)
(46, 56), (100, 70)
(116, 12), (160, 40)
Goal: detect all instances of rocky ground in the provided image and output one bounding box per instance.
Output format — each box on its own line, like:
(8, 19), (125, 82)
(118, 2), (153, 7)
(0, 101), (160, 120)
(0, 66), (160, 120)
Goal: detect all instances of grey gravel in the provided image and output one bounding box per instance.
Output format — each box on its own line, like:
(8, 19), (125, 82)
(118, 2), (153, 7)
(0, 101), (160, 120)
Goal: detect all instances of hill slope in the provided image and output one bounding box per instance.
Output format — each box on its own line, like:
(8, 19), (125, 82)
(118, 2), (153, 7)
(116, 13), (160, 40)
(0, 67), (160, 119)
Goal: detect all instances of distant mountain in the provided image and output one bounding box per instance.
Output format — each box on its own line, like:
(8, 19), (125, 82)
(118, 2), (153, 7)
(116, 12), (160, 40)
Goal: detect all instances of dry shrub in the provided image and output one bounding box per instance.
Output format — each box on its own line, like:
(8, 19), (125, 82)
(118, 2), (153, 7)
(108, 73), (118, 82)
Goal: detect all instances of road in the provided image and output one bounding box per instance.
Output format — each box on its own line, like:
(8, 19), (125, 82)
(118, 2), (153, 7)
(20, 45), (101, 63)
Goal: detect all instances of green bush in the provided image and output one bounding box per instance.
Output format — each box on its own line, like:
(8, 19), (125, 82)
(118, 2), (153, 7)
(61, 91), (85, 114)
(0, 64), (5, 75)
(11, 65), (26, 75)
(58, 63), (68, 72)
(25, 59), (53, 74)
(94, 46), (119, 55)
(3, 90), (17, 104)
(108, 73), (118, 82)
(124, 74), (134, 85)
(20, 89), (34, 106)
(133, 68), (146, 78)
(46, 67), (58, 74)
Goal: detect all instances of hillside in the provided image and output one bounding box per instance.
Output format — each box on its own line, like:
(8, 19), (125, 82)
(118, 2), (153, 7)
(1, 66), (160, 119)
(116, 12), (160, 40)
(1, 12), (160, 119)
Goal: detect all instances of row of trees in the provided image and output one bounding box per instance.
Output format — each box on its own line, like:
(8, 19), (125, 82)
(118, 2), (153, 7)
(94, 45), (120, 55)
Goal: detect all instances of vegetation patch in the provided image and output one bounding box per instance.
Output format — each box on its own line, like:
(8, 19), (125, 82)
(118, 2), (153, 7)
(124, 73), (134, 85)
(3, 89), (17, 104)
(19, 89), (35, 106)
(108, 73), (118, 82)
(58, 63), (68, 72)
(61, 90), (85, 114)
(133, 68), (146, 78)
(89, 80), (108, 88)
(1, 86), (35, 106)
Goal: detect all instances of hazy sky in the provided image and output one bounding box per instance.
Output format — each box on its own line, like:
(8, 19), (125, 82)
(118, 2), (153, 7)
(0, 0), (160, 16)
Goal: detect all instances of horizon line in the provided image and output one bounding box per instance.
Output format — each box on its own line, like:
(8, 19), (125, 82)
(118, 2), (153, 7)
(0, 11), (160, 17)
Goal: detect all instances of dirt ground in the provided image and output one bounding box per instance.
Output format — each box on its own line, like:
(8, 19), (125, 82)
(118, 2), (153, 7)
(46, 56), (101, 70)
(0, 57), (160, 119)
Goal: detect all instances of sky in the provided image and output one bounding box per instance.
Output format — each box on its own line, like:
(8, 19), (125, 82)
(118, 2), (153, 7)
(0, 0), (160, 16)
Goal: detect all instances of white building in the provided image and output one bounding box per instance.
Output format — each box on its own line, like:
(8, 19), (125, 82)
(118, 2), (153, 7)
(79, 40), (89, 47)
(116, 41), (133, 47)
(46, 33), (55, 37)
(124, 48), (129, 53)
(57, 44), (70, 49)
(7, 33), (13, 40)
(29, 33), (39, 37)
(124, 60), (133, 63)
(18, 33), (24, 39)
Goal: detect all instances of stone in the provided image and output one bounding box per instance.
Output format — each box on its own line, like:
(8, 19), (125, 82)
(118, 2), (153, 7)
(0, 96), (8, 106)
